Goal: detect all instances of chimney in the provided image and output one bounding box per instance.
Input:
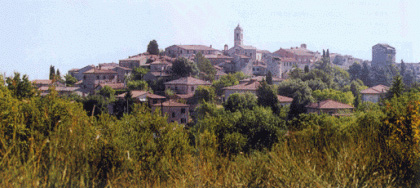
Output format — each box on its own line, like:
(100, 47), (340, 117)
(224, 44), (228, 51)
(301, 43), (307, 49)
(210, 45), (212, 48)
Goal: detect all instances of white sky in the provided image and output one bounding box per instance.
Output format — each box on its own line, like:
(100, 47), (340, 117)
(1, 0), (419, 79)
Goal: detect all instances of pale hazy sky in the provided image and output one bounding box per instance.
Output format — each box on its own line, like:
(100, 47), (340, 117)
(1, 0), (419, 80)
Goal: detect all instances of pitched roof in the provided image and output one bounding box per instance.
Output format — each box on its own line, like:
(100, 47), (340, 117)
(172, 45), (219, 51)
(277, 95), (293, 103)
(274, 47), (315, 57)
(32, 80), (52, 85)
(84, 69), (117, 74)
(117, 90), (166, 99)
(147, 93), (166, 99)
(360, 85), (389, 94)
(306, 99), (353, 109)
(152, 100), (189, 107)
(164, 76), (211, 86)
(224, 80), (260, 91)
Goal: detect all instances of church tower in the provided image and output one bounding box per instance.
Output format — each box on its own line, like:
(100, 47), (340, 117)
(234, 24), (243, 46)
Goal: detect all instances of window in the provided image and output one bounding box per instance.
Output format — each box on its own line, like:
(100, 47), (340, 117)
(96, 76), (100, 79)
(172, 112), (176, 118)
(191, 87), (194, 92)
(153, 99), (157, 104)
(181, 108), (186, 114)
(181, 118), (186, 123)
(103, 76), (106, 79)
(83, 75), (86, 80)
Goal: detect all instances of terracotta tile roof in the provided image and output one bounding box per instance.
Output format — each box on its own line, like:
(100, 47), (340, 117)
(117, 90), (166, 99)
(360, 85), (389, 94)
(164, 76), (211, 86)
(152, 100), (189, 107)
(213, 65), (223, 70)
(175, 93), (195, 99)
(68, 68), (80, 72)
(224, 80), (260, 91)
(147, 93), (166, 99)
(120, 54), (148, 61)
(173, 45), (219, 51)
(98, 83), (125, 90)
(32, 80), (52, 85)
(84, 69), (117, 74)
(277, 95), (293, 103)
(306, 99), (353, 109)
(274, 47), (315, 57)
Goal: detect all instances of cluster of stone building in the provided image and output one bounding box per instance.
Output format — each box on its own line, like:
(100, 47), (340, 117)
(29, 25), (418, 125)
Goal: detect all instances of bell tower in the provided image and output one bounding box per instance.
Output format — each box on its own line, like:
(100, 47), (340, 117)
(234, 24), (243, 46)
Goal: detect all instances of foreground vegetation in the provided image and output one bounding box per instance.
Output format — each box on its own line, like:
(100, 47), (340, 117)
(1, 73), (420, 187)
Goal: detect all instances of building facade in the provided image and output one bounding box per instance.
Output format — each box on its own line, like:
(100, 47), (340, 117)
(372, 43), (396, 67)
(165, 45), (220, 58)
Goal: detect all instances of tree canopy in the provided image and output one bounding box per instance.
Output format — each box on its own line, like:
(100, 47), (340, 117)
(147, 40), (159, 55)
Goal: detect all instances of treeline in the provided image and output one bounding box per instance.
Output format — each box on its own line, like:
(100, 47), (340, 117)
(1, 59), (420, 186)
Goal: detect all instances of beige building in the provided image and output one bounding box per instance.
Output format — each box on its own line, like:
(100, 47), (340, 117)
(165, 45), (220, 58)
(360, 85), (389, 103)
(82, 68), (118, 90)
(152, 100), (189, 125)
(164, 76), (211, 95)
(273, 44), (320, 66)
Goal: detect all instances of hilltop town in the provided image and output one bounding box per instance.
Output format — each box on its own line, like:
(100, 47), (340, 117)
(26, 25), (419, 125)
(2, 25), (420, 187)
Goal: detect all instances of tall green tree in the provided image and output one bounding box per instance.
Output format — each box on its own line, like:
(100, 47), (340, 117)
(49, 65), (55, 80)
(172, 57), (199, 78)
(193, 86), (215, 104)
(257, 80), (280, 114)
(360, 62), (371, 86)
(266, 71), (273, 85)
(348, 62), (362, 81)
(6, 72), (35, 99)
(195, 52), (216, 81)
(147, 40), (159, 55)
(64, 74), (78, 86)
(223, 92), (257, 112)
(131, 67), (149, 80)
(99, 85), (116, 99)
(386, 75), (405, 99)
